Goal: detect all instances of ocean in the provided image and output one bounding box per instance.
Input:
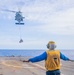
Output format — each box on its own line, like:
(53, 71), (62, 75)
(0, 49), (74, 59)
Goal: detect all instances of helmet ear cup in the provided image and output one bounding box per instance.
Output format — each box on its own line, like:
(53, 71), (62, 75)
(55, 45), (57, 48)
(47, 44), (50, 49)
(47, 44), (56, 49)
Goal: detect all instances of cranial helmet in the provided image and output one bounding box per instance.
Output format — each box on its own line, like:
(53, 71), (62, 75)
(47, 41), (56, 50)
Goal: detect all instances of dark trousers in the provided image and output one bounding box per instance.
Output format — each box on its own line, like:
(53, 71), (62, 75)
(46, 69), (60, 75)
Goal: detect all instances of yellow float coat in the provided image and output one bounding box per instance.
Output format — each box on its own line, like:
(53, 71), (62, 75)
(45, 50), (60, 71)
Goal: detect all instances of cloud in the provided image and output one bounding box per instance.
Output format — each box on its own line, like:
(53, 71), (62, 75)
(1, 0), (74, 20)
(23, 6), (74, 35)
(20, 0), (74, 22)
(36, 8), (74, 35)
(1, 0), (74, 35)
(0, 36), (47, 49)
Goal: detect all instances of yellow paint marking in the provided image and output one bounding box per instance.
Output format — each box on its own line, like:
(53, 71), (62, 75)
(1, 60), (23, 69)
(1, 60), (35, 69)
(2, 61), (22, 68)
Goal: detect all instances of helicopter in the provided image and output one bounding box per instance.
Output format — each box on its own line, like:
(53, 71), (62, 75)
(2, 9), (25, 25)
(2, 9), (25, 43)
(15, 10), (25, 25)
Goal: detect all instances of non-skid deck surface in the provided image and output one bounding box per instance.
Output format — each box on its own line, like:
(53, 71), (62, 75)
(0, 57), (74, 75)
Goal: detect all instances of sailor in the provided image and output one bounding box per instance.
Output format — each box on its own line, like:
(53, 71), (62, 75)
(22, 41), (73, 75)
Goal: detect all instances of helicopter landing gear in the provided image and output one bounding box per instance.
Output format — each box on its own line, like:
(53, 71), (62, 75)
(15, 23), (24, 25)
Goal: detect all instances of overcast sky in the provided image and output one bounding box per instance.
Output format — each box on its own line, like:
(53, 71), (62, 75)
(0, 0), (74, 49)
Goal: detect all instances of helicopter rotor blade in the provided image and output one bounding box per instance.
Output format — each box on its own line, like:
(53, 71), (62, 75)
(1, 9), (17, 13)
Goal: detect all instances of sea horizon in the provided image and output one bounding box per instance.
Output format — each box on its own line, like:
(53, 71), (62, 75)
(0, 49), (74, 59)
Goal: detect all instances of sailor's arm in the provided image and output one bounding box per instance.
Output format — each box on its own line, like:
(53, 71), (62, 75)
(28, 52), (47, 62)
(22, 52), (47, 63)
(60, 52), (74, 61)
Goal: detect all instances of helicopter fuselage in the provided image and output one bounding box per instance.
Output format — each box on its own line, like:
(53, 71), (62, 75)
(15, 11), (24, 24)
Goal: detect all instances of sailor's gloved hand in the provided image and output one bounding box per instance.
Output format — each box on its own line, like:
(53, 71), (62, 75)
(69, 59), (74, 62)
(22, 60), (29, 62)
(20, 59), (29, 62)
